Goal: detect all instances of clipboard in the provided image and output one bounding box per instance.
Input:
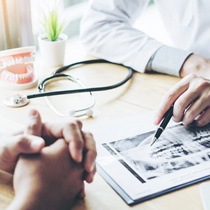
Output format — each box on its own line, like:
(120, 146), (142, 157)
(91, 112), (210, 205)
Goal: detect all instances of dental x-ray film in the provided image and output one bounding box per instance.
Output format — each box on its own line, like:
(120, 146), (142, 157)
(96, 121), (210, 205)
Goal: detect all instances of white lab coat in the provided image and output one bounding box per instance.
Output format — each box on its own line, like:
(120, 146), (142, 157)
(80, 0), (210, 74)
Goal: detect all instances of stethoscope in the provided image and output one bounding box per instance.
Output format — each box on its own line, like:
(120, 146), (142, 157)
(3, 59), (134, 117)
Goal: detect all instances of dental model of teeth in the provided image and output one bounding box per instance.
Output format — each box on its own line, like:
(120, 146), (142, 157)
(0, 47), (38, 90)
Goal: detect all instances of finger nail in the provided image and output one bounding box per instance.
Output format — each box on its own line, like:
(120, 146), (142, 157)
(74, 153), (82, 163)
(153, 118), (159, 125)
(28, 109), (38, 117)
(86, 174), (94, 183)
(90, 162), (95, 172)
(31, 139), (44, 150)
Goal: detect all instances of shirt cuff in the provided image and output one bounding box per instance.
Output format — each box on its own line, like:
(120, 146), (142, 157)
(149, 46), (193, 77)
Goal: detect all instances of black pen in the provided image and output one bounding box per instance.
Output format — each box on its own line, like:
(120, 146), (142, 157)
(150, 105), (174, 147)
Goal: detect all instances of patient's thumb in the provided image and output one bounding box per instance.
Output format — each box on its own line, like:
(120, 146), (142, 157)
(25, 109), (42, 136)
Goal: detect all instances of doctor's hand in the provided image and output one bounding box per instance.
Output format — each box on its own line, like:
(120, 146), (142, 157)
(154, 74), (210, 127)
(25, 109), (97, 184)
(180, 54), (210, 79)
(7, 139), (84, 210)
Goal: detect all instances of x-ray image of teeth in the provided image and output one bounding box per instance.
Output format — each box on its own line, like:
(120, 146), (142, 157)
(107, 123), (210, 180)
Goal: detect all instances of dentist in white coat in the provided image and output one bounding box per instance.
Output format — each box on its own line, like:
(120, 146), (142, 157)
(80, 0), (210, 128)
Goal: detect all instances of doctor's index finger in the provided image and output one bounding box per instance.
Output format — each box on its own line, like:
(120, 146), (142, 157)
(154, 75), (193, 125)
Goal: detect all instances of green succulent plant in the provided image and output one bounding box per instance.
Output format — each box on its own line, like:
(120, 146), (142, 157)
(41, 3), (68, 41)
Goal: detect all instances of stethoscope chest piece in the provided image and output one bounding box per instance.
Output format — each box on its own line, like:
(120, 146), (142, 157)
(3, 94), (29, 107)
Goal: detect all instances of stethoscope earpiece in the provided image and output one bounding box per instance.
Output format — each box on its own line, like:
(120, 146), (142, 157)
(68, 109), (93, 117)
(68, 109), (76, 117)
(86, 109), (93, 117)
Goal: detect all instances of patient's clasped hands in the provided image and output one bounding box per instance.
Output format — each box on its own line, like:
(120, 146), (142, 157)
(0, 109), (97, 210)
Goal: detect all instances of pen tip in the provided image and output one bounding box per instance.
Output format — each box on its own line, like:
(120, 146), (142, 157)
(150, 137), (157, 147)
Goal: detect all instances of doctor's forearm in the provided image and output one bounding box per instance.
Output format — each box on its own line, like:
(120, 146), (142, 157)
(80, 0), (162, 73)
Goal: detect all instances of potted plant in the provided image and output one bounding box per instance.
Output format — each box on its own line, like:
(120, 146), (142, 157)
(38, 1), (69, 67)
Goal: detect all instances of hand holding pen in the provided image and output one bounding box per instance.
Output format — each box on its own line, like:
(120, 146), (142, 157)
(150, 105), (174, 146)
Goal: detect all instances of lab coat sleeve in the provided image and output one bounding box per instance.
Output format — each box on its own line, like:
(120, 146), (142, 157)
(80, 0), (163, 73)
(150, 46), (193, 76)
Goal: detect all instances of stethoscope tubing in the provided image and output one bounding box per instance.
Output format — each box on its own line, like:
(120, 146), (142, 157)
(27, 59), (134, 99)
(52, 59), (122, 74)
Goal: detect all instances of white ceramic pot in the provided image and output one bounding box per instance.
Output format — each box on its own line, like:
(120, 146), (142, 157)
(38, 33), (68, 67)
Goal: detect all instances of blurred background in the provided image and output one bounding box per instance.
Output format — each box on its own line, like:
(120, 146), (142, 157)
(0, 0), (171, 62)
